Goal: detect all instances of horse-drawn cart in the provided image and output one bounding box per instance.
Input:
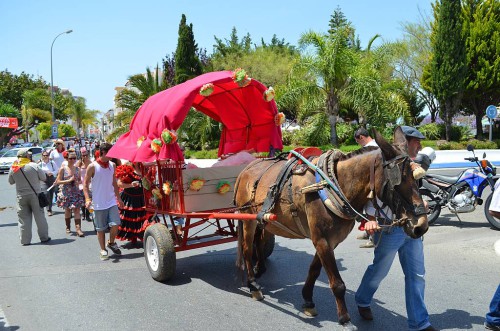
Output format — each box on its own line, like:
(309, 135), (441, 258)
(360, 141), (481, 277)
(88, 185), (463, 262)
(107, 70), (283, 281)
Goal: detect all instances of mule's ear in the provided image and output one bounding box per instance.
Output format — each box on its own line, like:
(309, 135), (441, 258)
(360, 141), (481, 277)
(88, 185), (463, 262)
(373, 128), (398, 160)
(392, 126), (408, 154)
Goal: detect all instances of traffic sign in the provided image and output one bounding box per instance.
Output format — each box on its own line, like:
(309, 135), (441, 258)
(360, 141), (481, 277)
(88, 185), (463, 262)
(51, 124), (58, 139)
(486, 105), (497, 119)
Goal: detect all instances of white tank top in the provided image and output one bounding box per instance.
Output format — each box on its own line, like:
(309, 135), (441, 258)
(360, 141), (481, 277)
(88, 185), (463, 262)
(91, 161), (116, 210)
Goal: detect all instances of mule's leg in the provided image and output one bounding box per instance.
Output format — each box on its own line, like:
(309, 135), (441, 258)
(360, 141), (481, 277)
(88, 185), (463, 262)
(315, 238), (351, 325)
(301, 252), (322, 317)
(241, 220), (264, 300)
(252, 226), (268, 278)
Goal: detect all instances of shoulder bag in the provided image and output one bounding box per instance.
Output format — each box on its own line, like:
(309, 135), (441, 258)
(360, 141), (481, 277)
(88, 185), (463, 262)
(19, 166), (49, 208)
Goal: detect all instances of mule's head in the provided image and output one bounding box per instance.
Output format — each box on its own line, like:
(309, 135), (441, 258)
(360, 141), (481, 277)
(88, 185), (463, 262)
(374, 127), (428, 238)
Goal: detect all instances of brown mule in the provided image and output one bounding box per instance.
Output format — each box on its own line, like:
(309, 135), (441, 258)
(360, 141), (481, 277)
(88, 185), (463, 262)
(234, 127), (428, 328)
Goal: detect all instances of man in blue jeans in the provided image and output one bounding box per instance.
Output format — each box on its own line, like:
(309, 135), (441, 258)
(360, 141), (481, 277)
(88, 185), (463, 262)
(355, 126), (438, 331)
(485, 284), (500, 330)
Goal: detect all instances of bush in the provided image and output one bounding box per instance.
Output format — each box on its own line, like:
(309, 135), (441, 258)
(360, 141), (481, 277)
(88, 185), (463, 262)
(419, 123), (441, 140)
(336, 123), (356, 145)
(435, 141), (466, 150)
(464, 139), (497, 149)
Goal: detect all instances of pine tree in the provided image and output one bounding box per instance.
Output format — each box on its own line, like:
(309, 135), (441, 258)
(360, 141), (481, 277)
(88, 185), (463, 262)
(174, 14), (202, 84)
(430, 0), (467, 140)
(461, 0), (500, 138)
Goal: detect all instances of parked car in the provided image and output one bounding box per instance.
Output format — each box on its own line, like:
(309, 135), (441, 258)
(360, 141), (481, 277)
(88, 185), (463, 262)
(0, 147), (43, 174)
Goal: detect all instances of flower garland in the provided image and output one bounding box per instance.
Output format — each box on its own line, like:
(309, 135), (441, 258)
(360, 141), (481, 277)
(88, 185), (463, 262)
(216, 180), (231, 194)
(263, 86), (275, 102)
(189, 177), (205, 191)
(274, 112), (286, 126)
(163, 181), (172, 196)
(115, 164), (140, 184)
(232, 68), (251, 87)
(151, 138), (162, 154)
(161, 129), (177, 145)
(137, 136), (145, 148)
(199, 83), (214, 96)
(142, 177), (152, 190)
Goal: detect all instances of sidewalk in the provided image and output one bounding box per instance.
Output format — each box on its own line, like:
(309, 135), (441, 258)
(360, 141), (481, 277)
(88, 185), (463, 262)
(188, 149), (500, 170)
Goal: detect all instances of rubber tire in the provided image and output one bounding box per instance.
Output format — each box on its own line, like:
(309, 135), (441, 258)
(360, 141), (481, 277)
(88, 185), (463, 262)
(420, 189), (441, 225)
(484, 192), (500, 230)
(144, 223), (176, 282)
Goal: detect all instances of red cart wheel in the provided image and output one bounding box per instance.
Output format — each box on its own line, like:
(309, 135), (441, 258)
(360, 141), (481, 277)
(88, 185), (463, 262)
(144, 223), (176, 282)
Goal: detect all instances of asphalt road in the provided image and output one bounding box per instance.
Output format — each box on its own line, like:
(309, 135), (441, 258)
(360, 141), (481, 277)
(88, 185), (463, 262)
(0, 168), (499, 331)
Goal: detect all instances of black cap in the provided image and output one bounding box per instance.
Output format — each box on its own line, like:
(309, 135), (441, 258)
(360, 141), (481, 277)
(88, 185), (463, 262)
(401, 126), (425, 139)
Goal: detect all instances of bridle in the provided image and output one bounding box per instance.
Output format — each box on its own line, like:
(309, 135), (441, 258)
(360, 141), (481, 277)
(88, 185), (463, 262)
(372, 152), (426, 227)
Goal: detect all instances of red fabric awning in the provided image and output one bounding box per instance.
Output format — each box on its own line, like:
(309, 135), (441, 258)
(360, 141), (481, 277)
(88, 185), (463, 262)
(107, 71), (283, 162)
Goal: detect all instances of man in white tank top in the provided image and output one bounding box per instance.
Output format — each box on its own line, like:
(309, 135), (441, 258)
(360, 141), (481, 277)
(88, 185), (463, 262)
(83, 143), (124, 261)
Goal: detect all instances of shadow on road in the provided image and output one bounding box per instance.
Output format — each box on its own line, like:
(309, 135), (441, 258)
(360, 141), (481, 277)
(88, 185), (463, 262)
(149, 243), (415, 330)
(0, 223), (17, 228)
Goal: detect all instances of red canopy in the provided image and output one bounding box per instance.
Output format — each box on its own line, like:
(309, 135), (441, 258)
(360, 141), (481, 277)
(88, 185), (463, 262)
(107, 71), (283, 162)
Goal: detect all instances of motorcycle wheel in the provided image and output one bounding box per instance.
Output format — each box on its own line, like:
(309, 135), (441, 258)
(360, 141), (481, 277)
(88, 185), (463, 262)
(420, 189), (441, 225)
(484, 192), (500, 230)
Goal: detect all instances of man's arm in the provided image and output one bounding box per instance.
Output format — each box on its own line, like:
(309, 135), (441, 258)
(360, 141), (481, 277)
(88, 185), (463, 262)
(112, 167), (124, 208)
(83, 163), (95, 207)
(8, 168), (14, 185)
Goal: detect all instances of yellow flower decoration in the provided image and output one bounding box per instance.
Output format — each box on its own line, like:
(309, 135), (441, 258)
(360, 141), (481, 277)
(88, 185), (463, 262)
(263, 87), (275, 102)
(274, 112), (286, 126)
(189, 178), (205, 191)
(232, 68), (251, 87)
(163, 181), (172, 196)
(161, 129), (177, 145)
(151, 138), (162, 154)
(151, 187), (162, 201)
(137, 136), (145, 148)
(217, 180), (231, 194)
(200, 83), (214, 96)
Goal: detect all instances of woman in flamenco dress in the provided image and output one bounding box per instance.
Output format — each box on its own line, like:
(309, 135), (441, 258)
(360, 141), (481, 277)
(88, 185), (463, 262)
(115, 162), (149, 247)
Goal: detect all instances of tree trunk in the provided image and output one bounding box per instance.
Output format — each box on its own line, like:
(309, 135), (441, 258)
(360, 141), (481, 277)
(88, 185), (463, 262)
(327, 91), (339, 146)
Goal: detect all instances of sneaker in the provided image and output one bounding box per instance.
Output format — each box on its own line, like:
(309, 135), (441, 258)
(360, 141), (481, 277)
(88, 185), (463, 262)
(359, 240), (375, 248)
(107, 241), (122, 255)
(100, 249), (109, 261)
(485, 322), (500, 331)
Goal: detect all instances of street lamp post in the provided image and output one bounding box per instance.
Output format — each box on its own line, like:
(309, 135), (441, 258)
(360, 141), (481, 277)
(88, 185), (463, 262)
(50, 29), (73, 138)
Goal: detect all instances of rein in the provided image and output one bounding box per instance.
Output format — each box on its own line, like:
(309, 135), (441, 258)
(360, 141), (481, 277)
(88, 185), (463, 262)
(289, 150), (371, 223)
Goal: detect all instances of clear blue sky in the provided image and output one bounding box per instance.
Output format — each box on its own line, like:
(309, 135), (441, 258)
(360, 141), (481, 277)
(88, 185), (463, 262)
(1, 1), (431, 116)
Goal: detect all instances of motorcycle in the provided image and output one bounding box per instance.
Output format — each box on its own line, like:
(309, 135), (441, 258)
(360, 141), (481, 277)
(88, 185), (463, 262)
(419, 144), (500, 230)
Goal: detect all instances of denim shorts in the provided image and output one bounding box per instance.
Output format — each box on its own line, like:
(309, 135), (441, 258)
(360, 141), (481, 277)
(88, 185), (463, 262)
(93, 205), (121, 231)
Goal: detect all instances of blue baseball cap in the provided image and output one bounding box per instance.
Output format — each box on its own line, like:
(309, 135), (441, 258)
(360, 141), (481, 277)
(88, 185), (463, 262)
(401, 126), (425, 139)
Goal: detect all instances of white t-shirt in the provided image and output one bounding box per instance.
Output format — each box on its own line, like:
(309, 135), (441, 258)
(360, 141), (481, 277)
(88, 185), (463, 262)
(90, 161), (116, 210)
(365, 197), (393, 219)
(49, 149), (65, 173)
(365, 140), (378, 147)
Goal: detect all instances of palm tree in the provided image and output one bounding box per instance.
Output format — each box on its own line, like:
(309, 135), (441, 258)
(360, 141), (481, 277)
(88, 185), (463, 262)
(281, 27), (358, 146)
(109, 65), (170, 141)
(66, 97), (99, 138)
(344, 38), (410, 128)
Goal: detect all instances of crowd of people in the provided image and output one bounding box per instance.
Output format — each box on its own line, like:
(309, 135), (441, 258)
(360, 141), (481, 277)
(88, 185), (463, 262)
(6, 130), (500, 330)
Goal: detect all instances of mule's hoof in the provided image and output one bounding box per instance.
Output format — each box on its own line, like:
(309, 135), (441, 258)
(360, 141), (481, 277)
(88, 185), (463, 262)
(303, 307), (318, 317)
(251, 290), (264, 301)
(341, 321), (357, 331)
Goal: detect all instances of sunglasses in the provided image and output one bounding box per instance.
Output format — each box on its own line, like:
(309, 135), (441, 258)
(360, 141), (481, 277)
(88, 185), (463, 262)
(82, 154), (88, 157)
(68, 157), (77, 160)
